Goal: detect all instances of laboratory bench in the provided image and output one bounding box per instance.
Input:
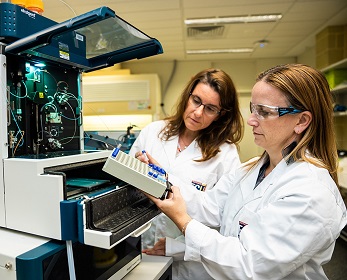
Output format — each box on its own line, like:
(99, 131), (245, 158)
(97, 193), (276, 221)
(124, 255), (173, 280)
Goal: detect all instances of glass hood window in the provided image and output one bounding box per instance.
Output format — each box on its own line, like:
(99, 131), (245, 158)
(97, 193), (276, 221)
(75, 17), (152, 59)
(5, 6), (163, 71)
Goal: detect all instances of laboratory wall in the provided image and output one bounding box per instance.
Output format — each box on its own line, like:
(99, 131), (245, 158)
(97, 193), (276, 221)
(121, 55), (315, 162)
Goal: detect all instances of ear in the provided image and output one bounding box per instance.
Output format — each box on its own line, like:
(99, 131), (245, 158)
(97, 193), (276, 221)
(294, 111), (312, 134)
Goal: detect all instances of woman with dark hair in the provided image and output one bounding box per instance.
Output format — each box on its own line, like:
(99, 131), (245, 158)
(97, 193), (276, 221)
(146, 64), (347, 279)
(130, 68), (243, 279)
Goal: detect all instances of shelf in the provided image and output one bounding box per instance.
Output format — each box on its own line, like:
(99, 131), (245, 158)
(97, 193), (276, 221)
(333, 111), (347, 117)
(321, 58), (347, 73)
(332, 84), (347, 94)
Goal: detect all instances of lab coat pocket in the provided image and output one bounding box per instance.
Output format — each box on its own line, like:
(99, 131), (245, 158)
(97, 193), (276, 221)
(236, 202), (258, 239)
(190, 172), (218, 192)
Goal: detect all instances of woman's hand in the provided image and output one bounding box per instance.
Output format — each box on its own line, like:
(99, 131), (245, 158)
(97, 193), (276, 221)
(134, 150), (159, 166)
(134, 150), (149, 164)
(147, 186), (192, 233)
(142, 238), (166, 256)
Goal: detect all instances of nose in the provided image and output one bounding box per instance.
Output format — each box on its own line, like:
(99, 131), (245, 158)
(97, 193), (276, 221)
(194, 104), (204, 116)
(247, 112), (259, 127)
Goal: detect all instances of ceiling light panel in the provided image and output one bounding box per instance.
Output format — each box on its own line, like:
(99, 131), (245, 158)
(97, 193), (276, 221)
(187, 48), (253, 54)
(185, 14), (282, 25)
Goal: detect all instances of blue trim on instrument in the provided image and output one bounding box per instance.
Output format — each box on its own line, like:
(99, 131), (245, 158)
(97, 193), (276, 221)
(60, 199), (79, 241)
(16, 240), (65, 280)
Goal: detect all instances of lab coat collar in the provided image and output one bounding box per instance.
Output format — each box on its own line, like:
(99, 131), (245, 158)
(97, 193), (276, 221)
(240, 158), (288, 204)
(162, 135), (179, 164)
(164, 135), (201, 165)
(176, 140), (202, 163)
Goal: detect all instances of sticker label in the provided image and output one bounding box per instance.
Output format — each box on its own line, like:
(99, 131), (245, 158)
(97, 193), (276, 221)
(192, 180), (207, 192)
(76, 33), (84, 42)
(58, 42), (70, 60)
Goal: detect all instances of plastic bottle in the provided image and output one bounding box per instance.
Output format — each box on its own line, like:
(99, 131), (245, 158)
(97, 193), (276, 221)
(26, 0), (44, 14)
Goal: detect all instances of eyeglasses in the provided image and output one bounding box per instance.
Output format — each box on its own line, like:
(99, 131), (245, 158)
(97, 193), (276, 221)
(250, 102), (303, 120)
(188, 93), (221, 116)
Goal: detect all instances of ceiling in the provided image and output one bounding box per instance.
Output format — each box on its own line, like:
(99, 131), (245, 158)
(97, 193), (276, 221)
(40, 0), (347, 62)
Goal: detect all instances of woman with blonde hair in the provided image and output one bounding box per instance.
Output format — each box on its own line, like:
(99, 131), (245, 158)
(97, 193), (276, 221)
(146, 64), (347, 279)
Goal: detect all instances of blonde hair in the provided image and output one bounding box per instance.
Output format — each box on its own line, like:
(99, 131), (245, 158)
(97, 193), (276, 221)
(253, 64), (338, 184)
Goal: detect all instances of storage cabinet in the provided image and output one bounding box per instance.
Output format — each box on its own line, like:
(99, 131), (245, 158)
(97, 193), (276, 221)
(321, 58), (347, 151)
(322, 59), (347, 241)
(321, 59), (347, 205)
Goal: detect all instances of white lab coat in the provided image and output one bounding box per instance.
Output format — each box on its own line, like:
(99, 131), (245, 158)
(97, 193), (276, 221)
(129, 120), (241, 280)
(178, 157), (347, 280)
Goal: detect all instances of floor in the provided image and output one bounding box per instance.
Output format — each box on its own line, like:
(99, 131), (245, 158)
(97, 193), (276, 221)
(323, 237), (347, 280)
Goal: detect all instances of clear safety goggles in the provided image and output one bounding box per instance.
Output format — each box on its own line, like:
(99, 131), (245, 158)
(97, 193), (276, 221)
(250, 102), (303, 120)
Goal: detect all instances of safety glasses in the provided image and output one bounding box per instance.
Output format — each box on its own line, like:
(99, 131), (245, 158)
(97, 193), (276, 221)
(250, 102), (303, 120)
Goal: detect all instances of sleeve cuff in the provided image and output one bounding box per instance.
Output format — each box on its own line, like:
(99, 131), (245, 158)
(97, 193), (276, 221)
(166, 237), (185, 261)
(184, 219), (209, 262)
